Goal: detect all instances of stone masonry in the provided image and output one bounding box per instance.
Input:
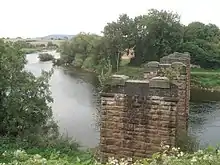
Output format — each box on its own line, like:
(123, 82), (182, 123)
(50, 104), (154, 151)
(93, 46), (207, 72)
(160, 52), (191, 133)
(99, 52), (190, 162)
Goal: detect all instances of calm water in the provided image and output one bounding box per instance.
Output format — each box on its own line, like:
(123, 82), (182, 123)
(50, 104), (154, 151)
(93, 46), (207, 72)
(25, 53), (100, 148)
(25, 52), (220, 149)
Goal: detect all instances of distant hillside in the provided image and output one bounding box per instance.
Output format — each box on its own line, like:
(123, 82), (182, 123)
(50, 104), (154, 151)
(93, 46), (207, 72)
(39, 34), (75, 40)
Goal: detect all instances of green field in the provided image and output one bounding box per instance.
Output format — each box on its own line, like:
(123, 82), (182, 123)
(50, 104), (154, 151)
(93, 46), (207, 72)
(116, 60), (220, 90)
(27, 39), (65, 46)
(4, 38), (65, 46)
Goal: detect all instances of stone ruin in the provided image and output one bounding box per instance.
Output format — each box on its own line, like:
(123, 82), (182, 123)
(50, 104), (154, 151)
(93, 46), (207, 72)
(99, 52), (191, 162)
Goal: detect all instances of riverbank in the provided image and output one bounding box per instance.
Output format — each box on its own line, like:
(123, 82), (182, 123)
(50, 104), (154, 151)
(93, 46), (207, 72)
(115, 66), (220, 91)
(1, 137), (220, 165)
(18, 53), (220, 164)
(116, 66), (220, 91)
(0, 136), (94, 164)
(21, 48), (44, 54)
(191, 68), (220, 91)
(22, 48), (59, 54)
(62, 62), (220, 91)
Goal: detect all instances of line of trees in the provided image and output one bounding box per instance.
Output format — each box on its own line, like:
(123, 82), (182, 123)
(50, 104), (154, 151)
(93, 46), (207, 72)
(57, 9), (220, 72)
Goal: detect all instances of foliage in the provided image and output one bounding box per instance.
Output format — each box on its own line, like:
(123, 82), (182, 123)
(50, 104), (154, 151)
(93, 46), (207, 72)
(21, 48), (43, 54)
(189, 68), (220, 89)
(0, 39), (57, 139)
(38, 53), (54, 62)
(160, 66), (182, 81)
(1, 144), (220, 164)
(12, 40), (35, 49)
(57, 33), (113, 77)
(0, 137), (90, 164)
(58, 8), (220, 73)
(47, 41), (58, 49)
(47, 41), (53, 47)
(179, 22), (220, 68)
(115, 65), (145, 80)
(97, 58), (112, 89)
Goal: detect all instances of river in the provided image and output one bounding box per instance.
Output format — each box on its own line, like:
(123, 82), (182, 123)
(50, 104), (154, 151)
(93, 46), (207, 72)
(25, 52), (220, 149)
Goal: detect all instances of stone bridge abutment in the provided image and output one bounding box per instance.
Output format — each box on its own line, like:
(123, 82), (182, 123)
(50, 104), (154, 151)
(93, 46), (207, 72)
(100, 52), (191, 162)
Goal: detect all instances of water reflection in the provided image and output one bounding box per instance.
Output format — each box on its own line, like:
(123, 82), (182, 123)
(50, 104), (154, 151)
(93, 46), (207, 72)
(191, 88), (220, 102)
(189, 101), (220, 148)
(25, 53), (100, 148)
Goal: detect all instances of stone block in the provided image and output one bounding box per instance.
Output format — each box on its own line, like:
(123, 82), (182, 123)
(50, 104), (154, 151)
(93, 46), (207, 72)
(144, 61), (160, 72)
(171, 62), (186, 74)
(159, 63), (171, 69)
(149, 77), (170, 89)
(107, 74), (129, 86)
(125, 80), (149, 97)
(145, 61), (160, 68)
(100, 53), (190, 161)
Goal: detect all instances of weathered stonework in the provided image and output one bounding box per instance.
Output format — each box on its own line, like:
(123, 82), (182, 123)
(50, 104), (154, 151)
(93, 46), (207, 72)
(160, 52), (191, 133)
(100, 77), (179, 162)
(99, 52), (190, 162)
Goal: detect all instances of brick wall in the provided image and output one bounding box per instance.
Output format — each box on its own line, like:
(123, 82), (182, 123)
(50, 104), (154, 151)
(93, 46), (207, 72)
(100, 77), (179, 162)
(99, 52), (190, 162)
(160, 52), (191, 132)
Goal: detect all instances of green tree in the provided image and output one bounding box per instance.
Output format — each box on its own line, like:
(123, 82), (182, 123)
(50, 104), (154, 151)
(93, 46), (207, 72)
(181, 21), (220, 68)
(47, 41), (53, 47)
(0, 39), (57, 138)
(103, 14), (136, 70)
(58, 8), (220, 70)
(59, 33), (102, 68)
(130, 9), (184, 65)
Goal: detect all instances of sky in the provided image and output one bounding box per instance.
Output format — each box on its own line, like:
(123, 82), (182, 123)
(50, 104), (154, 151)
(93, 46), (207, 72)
(0, 0), (219, 38)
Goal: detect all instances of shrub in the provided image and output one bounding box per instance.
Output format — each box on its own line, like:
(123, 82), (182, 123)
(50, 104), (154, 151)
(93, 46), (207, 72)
(72, 53), (84, 68)
(81, 55), (97, 71)
(0, 39), (58, 141)
(38, 53), (54, 61)
(1, 145), (220, 164)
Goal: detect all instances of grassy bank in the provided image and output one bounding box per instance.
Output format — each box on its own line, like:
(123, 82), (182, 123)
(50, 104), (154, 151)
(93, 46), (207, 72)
(115, 66), (220, 90)
(21, 48), (44, 54)
(1, 138), (220, 164)
(67, 57), (220, 90)
(0, 136), (94, 164)
(191, 68), (220, 90)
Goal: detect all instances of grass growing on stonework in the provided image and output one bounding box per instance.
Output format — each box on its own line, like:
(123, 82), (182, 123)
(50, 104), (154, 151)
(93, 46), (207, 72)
(116, 60), (220, 90)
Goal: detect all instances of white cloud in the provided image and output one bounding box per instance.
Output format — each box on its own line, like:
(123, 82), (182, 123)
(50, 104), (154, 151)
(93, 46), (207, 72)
(0, 0), (219, 38)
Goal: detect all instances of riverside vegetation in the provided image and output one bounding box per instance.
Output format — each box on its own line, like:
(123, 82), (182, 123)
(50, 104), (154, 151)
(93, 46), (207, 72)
(2, 8), (220, 165)
(55, 9), (220, 90)
(3, 39), (60, 54)
(38, 53), (54, 62)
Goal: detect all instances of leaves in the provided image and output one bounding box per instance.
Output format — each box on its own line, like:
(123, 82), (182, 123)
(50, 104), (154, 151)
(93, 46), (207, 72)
(0, 39), (57, 138)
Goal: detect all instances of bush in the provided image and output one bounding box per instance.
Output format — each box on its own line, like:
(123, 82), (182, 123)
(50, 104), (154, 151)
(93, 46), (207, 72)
(38, 53), (54, 61)
(72, 53), (84, 68)
(81, 55), (97, 71)
(0, 136), (89, 164)
(0, 39), (59, 141)
(1, 145), (220, 164)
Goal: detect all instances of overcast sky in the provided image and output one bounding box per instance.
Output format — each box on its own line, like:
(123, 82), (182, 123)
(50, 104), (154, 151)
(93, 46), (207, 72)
(0, 0), (219, 38)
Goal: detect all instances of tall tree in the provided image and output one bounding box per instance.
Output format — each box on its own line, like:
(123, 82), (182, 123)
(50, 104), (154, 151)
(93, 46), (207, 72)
(181, 21), (220, 68)
(103, 14), (135, 70)
(130, 9), (184, 65)
(0, 40), (57, 137)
